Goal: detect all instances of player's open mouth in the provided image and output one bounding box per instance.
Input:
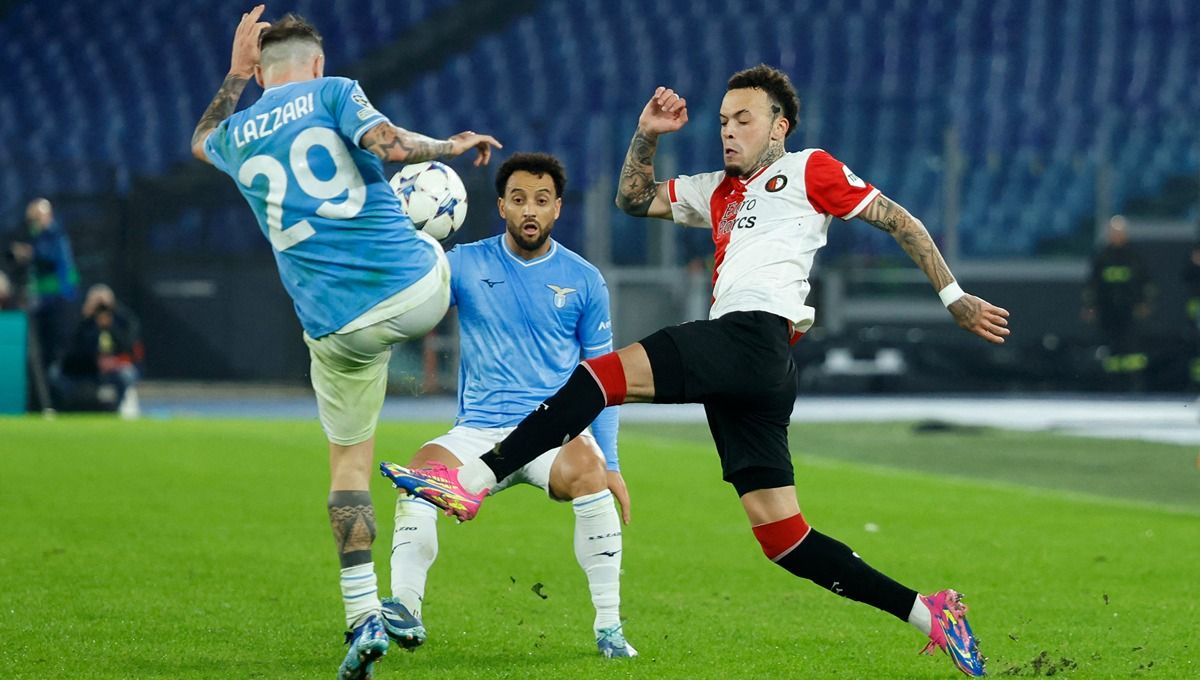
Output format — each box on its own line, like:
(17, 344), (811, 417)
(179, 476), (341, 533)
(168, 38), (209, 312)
(522, 221), (539, 234)
(724, 147), (737, 158)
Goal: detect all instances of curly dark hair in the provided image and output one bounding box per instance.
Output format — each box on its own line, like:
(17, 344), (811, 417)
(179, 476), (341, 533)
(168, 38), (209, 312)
(494, 152), (567, 198)
(727, 64), (800, 137)
(259, 13), (323, 52)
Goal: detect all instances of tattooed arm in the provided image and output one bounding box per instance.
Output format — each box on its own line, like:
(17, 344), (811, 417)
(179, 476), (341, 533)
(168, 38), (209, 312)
(859, 194), (1011, 344)
(192, 6), (268, 164)
(191, 74), (250, 162)
(359, 123), (501, 166)
(616, 87), (690, 219)
(615, 129), (673, 218)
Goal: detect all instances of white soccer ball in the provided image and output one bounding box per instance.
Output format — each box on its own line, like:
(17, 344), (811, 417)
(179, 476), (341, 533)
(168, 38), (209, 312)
(389, 160), (468, 241)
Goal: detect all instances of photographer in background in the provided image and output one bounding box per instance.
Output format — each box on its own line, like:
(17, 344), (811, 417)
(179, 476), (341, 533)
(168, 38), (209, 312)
(51, 284), (143, 416)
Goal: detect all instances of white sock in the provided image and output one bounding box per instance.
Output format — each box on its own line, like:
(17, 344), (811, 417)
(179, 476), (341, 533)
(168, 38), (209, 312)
(458, 458), (497, 496)
(572, 490), (622, 632)
(340, 562), (382, 629)
(908, 594), (932, 635)
(390, 495), (439, 619)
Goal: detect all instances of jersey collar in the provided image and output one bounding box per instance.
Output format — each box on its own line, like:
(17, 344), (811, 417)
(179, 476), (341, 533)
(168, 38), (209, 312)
(731, 155), (783, 187)
(502, 236), (558, 267)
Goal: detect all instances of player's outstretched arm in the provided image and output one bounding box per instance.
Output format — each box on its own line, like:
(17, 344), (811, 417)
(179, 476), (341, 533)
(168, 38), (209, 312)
(858, 194), (1011, 344)
(359, 124), (502, 166)
(615, 87), (689, 219)
(191, 5), (269, 163)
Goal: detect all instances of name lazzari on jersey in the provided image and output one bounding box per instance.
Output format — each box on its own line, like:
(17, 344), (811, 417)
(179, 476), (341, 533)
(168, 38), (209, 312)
(232, 92), (315, 148)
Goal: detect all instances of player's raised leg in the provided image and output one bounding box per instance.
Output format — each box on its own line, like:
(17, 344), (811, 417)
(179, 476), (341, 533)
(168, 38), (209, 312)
(547, 436), (636, 658)
(384, 344), (653, 519)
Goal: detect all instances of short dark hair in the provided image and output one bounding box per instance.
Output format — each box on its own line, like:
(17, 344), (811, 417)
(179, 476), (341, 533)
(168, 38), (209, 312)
(259, 13), (323, 52)
(727, 64), (800, 138)
(494, 152), (567, 198)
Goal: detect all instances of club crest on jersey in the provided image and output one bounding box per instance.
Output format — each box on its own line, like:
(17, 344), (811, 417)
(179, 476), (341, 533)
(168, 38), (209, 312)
(766, 174), (788, 192)
(547, 284), (577, 308)
(842, 165), (866, 188)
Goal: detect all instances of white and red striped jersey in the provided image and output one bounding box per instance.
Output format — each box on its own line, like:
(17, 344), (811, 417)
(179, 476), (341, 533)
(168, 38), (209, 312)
(668, 148), (879, 333)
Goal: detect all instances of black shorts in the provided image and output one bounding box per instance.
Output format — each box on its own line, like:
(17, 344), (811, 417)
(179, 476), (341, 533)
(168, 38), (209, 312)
(639, 311), (797, 494)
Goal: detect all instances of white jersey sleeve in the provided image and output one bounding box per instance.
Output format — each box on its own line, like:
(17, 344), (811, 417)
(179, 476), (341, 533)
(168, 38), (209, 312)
(667, 171), (726, 228)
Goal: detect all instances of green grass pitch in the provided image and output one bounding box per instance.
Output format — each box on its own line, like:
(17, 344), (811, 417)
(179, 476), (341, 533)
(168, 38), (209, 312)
(1, 417), (1197, 678)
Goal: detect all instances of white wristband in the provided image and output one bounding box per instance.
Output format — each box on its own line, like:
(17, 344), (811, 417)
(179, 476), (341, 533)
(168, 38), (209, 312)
(938, 282), (966, 307)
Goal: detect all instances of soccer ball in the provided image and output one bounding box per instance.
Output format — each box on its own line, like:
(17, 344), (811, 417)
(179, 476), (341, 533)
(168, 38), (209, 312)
(389, 161), (468, 240)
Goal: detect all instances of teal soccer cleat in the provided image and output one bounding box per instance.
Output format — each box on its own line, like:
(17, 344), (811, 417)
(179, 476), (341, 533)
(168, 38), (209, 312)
(596, 624), (638, 659)
(380, 597), (426, 650)
(338, 613), (388, 680)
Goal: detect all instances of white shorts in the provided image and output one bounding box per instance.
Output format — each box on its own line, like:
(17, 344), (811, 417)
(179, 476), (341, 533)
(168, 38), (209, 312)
(306, 235), (450, 445)
(425, 425), (600, 500)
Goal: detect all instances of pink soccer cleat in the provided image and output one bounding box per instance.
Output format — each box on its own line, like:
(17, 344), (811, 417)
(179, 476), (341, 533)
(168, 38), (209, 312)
(379, 461), (488, 521)
(920, 589), (986, 677)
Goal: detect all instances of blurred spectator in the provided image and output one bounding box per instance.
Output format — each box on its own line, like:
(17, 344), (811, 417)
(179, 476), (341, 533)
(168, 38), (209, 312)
(8, 198), (81, 368)
(50, 284), (143, 416)
(1082, 215), (1154, 389)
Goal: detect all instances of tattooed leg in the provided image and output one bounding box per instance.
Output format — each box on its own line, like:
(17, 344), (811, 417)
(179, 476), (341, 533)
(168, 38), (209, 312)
(329, 490), (382, 628)
(329, 490), (377, 568)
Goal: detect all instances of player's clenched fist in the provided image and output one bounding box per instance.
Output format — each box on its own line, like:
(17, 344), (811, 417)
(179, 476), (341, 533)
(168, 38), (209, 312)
(637, 86), (689, 136)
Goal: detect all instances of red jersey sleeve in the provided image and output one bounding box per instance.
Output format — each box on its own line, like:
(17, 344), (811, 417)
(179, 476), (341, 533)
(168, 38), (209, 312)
(804, 150), (880, 220)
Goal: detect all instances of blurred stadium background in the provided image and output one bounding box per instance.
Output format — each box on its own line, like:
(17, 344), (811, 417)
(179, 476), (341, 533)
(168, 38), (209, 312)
(3, 2), (1200, 677)
(1, 0), (1198, 401)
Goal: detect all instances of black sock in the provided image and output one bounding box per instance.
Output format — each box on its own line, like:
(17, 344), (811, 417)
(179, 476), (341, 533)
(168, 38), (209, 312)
(479, 365), (605, 482)
(776, 529), (917, 621)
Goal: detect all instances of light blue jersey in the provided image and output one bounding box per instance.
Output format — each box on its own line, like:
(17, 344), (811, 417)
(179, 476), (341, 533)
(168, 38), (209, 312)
(204, 76), (438, 338)
(448, 235), (621, 470)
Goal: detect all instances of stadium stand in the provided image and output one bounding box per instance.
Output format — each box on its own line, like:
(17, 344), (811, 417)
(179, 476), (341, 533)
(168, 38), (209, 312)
(0, 0), (1196, 259)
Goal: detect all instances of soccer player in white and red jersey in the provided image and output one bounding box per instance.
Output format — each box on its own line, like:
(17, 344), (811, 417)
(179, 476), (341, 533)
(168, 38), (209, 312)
(382, 65), (1006, 677)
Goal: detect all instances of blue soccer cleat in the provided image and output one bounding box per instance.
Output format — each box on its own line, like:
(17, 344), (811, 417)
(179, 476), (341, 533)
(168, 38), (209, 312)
(920, 589), (986, 677)
(380, 597), (426, 650)
(596, 624), (638, 659)
(338, 612), (388, 680)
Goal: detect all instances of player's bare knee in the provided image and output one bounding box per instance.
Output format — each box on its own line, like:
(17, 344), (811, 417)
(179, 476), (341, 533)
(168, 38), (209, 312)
(616, 343), (655, 401)
(409, 444), (463, 469)
(551, 443), (606, 499)
(568, 454), (607, 498)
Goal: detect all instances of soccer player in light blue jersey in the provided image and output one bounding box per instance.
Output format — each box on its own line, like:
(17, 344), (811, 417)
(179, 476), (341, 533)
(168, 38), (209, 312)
(189, 8), (500, 678)
(382, 153), (637, 658)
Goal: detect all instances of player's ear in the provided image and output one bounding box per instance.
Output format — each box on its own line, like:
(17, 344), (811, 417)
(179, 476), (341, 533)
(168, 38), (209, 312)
(254, 64), (264, 89)
(773, 115), (789, 142)
(553, 197), (562, 220)
(496, 197), (507, 219)
(313, 53), (325, 78)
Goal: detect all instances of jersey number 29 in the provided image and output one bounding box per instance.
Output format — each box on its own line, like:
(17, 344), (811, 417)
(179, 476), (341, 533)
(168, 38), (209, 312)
(238, 128), (366, 251)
